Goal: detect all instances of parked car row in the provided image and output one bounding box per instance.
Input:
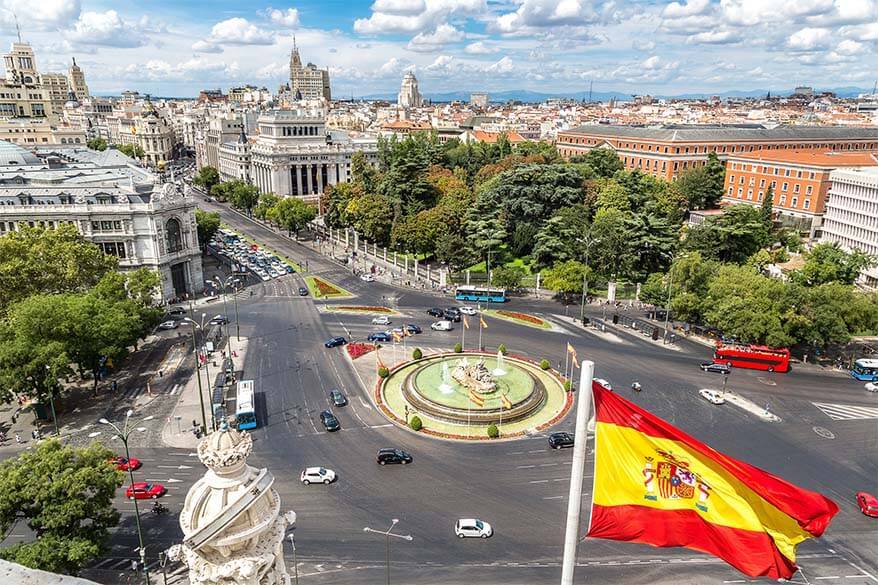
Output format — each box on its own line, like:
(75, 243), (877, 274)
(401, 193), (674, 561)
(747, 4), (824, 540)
(210, 229), (292, 282)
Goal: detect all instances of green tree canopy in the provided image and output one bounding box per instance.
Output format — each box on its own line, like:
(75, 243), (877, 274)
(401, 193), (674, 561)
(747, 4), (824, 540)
(572, 148), (624, 178)
(675, 153), (725, 210)
(344, 194), (394, 245)
(684, 204), (770, 263)
(0, 225), (117, 315)
(269, 198), (317, 239)
(86, 138), (107, 151)
(794, 242), (876, 286)
(492, 164), (586, 234)
(590, 208), (633, 278)
(532, 205), (590, 269)
(224, 180), (260, 216)
(491, 265), (527, 290)
(195, 209), (220, 247)
(0, 439), (122, 575)
(116, 143), (144, 159)
(542, 260), (590, 303)
(192, 166), (220, 195)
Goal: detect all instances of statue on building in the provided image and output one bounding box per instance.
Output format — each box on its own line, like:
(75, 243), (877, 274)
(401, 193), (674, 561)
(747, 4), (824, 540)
(167, 423), (293, 585)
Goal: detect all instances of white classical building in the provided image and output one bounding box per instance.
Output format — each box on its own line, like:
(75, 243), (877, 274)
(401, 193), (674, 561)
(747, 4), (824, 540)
(0, 141), (203, 301)
(398, 72), (422, 109)
(242, 108), (378, 201)
(217, 128), (252, 183)
(821, 166), (878, 288)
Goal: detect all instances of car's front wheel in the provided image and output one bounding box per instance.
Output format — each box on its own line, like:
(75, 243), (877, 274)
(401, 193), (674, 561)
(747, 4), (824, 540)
(401, 460), (408, 464)
(379, 460), (386, 465)
(458, 533), (465, 538)
(324, 479), (331, 484)
(481, 534), (488, 539)
(151, 494), (158, 499)
(303, 480), (310, 485)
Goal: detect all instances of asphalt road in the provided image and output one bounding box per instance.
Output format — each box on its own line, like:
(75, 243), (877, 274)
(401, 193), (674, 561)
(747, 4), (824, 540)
(73, 197), (878, 584)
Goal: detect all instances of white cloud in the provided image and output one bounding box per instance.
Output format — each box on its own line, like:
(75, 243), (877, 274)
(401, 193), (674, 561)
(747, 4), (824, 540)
(719, 0), (835, 26)
(805, 0), (878, 26)
(493, 0), (620, 35)
(842, 21), (878, 41)
(65, 10), (147, 48)
(377, 57), (413, 77)
(407, 23), (464, 51)
(686, 30), (741, 44)
(354, 0), (485, 34)
(787, 27), (832, 50)
(662, 0), (711, 18)
(835, 38), (865, 54)
(254, 61), (287, 79)
(485, 55), (514, 74)
(192, 40), (223, 54)
(464, 41), (498, 54)
(207, 17), (275, 45)
(116, 57), (235, 82)
(632, 39), (656, 51)
(0, 0), (80, 30)
(265, 8), (300, 28)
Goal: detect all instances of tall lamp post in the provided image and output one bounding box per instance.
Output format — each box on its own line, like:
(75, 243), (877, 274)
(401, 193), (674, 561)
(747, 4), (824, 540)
(364, 518), (412, 585)
(576, 235), (600, 324)
(182, 314), (217, 433)
(99, 411), (155, 585)
(212, 276), (240, 350)
(287, 533), (299, 585)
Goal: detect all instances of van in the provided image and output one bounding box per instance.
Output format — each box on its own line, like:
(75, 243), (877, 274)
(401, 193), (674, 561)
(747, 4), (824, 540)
(431, 320), (453, 331)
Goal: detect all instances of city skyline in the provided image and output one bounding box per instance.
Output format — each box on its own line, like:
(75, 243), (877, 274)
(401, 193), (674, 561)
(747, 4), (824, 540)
(0, 0), (876, 98)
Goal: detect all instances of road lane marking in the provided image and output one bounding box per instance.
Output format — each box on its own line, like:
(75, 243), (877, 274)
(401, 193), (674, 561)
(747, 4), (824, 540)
(516, 465), (535, 469)
(542, 496), (564, 500)
(359, 397), (372, 410)
(529, 479), (549, 483)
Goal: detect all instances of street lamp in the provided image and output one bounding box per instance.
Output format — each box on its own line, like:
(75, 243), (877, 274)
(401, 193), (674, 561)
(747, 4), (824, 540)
(182, 313), (218, 433)
(576, 235), (600, 325)
(363, 518), (412, 585)
(212, 276), (241, 348)
(99, 411), (155, 585)
(287, 533), (299, 585)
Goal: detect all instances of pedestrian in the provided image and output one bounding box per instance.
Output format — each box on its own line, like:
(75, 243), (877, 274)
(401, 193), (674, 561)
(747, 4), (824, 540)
(158, 369), (163, 378)
(112, 380), (118, 393)
(15, 433), (21, 444)
(31, 430), (37, 441)
(130, 559), (138, 573)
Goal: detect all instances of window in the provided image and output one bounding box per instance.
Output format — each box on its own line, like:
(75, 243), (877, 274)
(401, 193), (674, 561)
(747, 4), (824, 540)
(759, 179), (765, 187)
(782, 182), (788, 191)
(791, 197), (798, 207)
(780, 195), (786, 206)
(729, 174), (735, 184)
(793, 184), (800, 193)
(806, 185), (812, 194)
(165, 218), (183, 253)
(804, 199), (810, 209)
(98, 242), (126, 258)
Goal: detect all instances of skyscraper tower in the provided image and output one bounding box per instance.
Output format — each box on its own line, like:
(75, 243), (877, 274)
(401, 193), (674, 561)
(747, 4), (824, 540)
(288, 37), (330, 101)
(68, 57), (89, 99)
(397, 72), (422, 109)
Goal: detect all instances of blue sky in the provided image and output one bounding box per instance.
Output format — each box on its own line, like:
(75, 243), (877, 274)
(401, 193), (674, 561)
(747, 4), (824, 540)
(1, 0), (876, 97)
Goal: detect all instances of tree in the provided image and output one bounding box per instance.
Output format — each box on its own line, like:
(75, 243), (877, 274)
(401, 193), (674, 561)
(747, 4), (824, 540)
(0, 439), (122, 575)
(542, 260), (590, 304)
(192, 166), (220, 196)
(0, 225), (117, 315)
(532, 205), (590, 269)
(493, 164), (586, 236)
(435, 233), (473, 271)
(577, 148), (624, 178)
(322, 183), (359, 228)
(684, 204), (770, 263)
(795, 242), (876, 286)
(195, 209), (220, 248)
(344, 194), (394, 245)
(391, 206), (449, 255)
(590, 208), (633, 278)
(224, 180), (260, 217)
(116, 143), (144, 159)
(86, 138), (107, 151)
(626, 212), (679, 280)
(760, 184), (775, 229)
(122, 268), (162, 310)
(675, 153), (725, 210)
(492, 265), (526, 290)
(269, 198), (317, 239)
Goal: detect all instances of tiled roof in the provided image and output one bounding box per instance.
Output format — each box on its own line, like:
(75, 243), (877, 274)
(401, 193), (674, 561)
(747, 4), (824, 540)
(560, 124), (878, 142)
(730, 150), (878, 167)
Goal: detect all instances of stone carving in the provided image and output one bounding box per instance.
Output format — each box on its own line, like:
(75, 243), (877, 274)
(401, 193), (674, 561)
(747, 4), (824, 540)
(451, 357), (497, 394)
(168, 423), (292, 585)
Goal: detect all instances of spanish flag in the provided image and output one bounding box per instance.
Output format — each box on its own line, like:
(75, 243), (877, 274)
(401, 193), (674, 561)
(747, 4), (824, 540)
(501, 393), (512, 409)
(587, 383), (837, 579)
(392, 331), (402, 342)
(567, 342), (578, 363)
(479, 316), (488, 329)
(463, 316), (470, 329)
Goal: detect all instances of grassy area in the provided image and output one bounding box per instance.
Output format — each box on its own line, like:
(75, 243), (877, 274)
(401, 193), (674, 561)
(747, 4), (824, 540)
(323, 305), (400, 316)
(220, 223), (305, 273)
(482, 308), (553, 330)
(304, 275), (354, 299)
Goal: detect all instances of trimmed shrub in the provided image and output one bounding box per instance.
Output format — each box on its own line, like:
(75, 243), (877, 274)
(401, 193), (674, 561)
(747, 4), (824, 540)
(498, 343), (507, 355)
(412, 348), (423, 360)
(487, 423), (500, 439)
(409, 415), (422, 431)
(540, 359), (551, 370)
(454, 342), (463, 353)
(378, 366), (389, 378)
(564, 379), (572, 391)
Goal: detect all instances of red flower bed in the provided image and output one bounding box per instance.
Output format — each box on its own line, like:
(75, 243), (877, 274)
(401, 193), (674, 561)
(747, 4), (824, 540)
(346, 342), (377, 360)
(336, 305), (393, 313)
(497, 310), (545, 325)
(314, 277), (342, 296)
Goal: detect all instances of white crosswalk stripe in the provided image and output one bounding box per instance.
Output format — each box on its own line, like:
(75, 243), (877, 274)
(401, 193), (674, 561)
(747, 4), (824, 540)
(812, 402), (878, 421)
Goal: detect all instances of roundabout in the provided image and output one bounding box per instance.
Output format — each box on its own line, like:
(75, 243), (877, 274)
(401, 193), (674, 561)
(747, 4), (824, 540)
(376, 351), (572, 440)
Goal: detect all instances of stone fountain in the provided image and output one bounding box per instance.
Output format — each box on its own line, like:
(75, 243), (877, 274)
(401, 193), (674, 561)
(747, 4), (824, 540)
(492, 349), (506, 377)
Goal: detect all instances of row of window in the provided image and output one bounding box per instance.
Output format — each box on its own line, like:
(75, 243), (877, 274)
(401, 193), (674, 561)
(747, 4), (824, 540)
(561, 137), (878, 153)
(728, 162), (818, 178)
(0, 219), (76, 232)
(728, 175), (815, 194)
(98, 241), (127, 258)
(91, 220), (123, 232)
(728, 186), (813, 210)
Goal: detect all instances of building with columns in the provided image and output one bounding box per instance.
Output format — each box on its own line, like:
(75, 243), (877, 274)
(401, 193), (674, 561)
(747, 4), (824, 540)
(246, 108), (378, 202)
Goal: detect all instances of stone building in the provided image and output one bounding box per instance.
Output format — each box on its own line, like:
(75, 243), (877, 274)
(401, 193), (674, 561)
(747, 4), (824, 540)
(287, 40), (330, 101)
(68, 57), (89, 100)
(0, 141), (203, 301)
(398, 72), (422, 109)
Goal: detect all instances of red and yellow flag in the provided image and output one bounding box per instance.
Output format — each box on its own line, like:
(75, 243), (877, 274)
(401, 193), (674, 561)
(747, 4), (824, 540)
(587, 383), (838, 579)
(501, 393), (512, 409)
(392, 331), (402, 342)
(463, 316), (470, 329)
(567, 342), (578, 362)
(479, 316), (488, 329)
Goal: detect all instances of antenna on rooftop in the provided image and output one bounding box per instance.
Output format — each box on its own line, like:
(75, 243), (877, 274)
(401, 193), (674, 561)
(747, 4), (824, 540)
(13, 12), (22, 43)
(588, 80), (593, 104)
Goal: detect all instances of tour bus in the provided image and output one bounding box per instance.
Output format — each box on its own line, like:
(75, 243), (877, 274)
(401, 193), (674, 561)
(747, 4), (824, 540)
(454, 286), (507, 303)
(851, 358), (878, 381)
(235, 380), (257, 430)
(712, 342), (791, 373)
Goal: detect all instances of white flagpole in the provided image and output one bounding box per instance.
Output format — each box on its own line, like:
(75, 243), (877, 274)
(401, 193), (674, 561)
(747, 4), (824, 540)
(462, 317), (466, 351)
(564, 346), (569, 381)
(560, 360), (594, 585)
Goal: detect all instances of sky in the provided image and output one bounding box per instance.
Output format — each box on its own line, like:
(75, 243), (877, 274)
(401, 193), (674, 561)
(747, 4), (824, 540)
(0, 0), (876, 98)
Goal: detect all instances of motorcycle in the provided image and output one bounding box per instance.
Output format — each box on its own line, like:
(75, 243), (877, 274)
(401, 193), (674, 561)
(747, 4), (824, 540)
(151, 502), (168, 516)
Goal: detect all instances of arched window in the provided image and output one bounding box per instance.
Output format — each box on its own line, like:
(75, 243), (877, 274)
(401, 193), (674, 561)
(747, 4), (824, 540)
(166, 217), (183, 253)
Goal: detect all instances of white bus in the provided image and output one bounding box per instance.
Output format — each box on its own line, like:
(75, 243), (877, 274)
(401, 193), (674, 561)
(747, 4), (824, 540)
(235, 380), (257, 430)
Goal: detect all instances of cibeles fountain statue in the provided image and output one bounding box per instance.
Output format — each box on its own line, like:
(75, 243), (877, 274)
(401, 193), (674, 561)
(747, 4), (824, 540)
(167, 422), (295, 585)
(452, 357), (497, 394)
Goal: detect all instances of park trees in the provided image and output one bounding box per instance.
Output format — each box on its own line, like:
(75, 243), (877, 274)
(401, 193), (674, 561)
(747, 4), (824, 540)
(532, 205), (590, 269)
(542, 260), (590, 304)
(675, 152), (725, 210)
(221, 180), (260, 216)
(572, 148), (623, 178)
(491, 265), (527, 290)
(793, 242), (876, 286)
(0, 439), (122, 575)
(86, 138), (107, 151)
(344, 194), (394, 245)
(192, 166), (220, 196)
(195, 209), (220, 248)
(685, 204), (770, 263)
(269, 197), (317, 240)
(116, 143), (144, 159)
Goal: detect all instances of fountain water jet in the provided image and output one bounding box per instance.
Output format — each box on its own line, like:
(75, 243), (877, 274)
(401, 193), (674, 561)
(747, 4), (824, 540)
(492, 349), (506, 377)
(438, 361), (454, 394)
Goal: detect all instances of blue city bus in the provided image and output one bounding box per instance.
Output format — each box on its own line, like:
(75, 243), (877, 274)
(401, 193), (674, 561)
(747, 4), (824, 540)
(235, 380), (257, 430)
(455, 286), (506, 303)
(851, 358), (878, 381)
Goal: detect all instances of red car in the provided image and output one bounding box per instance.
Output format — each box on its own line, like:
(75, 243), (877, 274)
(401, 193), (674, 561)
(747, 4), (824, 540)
(856, 492), (878, 517)
(110, 456), (141, 471)
(126, 482), (165, 500)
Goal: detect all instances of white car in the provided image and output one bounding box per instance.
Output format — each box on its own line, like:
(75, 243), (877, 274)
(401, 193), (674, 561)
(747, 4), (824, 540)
(372, 315), (392, 325)
(459, 306), (478, 315)
(300, 467), (336, 485)
(594, 378), (612, 391)
(699, 388), (726, 405)
(260, 273), (271, 282)
(360, 273), (375, 282)
(158, 320), (178, 330)
(865, 382), (878, 392)
(431, 320), (453, 331)
(455, 518), (493, 538)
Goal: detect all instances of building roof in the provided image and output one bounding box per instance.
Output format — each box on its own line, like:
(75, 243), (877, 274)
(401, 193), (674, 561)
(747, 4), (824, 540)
(0, 141), (42, 167)
(560, 124), (878, 142)
(471, 129), (528, 143)
(731, 149), (878, 167)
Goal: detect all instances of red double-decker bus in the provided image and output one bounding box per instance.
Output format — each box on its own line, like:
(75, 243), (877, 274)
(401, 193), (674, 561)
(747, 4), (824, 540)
(713, 343), (791, 373)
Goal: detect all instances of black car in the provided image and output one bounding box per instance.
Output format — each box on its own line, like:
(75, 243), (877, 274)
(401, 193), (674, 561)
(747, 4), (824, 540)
(168, 306), (187, 317)
(298, 287), (309, 296)
(209, 315), (228, 325)
(443, 308), (461, 322)
(548, 432), (574, 449)
(324, 336), (347, 348)
(367, 332), (392, 342)
(700, 362), (732, 374)
(404, 323), (422, 334)
(319, 410), (340, 431)
(427, 308), (444, 318)
(329, 390), (347, 407)
(377, 448), (412, 465)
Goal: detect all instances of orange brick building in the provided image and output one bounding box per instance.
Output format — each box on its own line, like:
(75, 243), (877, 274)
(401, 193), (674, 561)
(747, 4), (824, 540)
(723, 150), (878, 237)
(556, 124), (878, 181)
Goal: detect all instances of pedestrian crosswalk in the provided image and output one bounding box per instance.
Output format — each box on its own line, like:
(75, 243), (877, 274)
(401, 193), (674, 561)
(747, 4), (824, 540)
(812, 402), (878, 421)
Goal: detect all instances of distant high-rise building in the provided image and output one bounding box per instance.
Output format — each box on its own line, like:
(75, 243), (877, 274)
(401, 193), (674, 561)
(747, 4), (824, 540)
(289, 38), (331, 101)
(470, 92), (488, 110)
(398, 72), (422, 109)
(68, 57), (89, 100)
